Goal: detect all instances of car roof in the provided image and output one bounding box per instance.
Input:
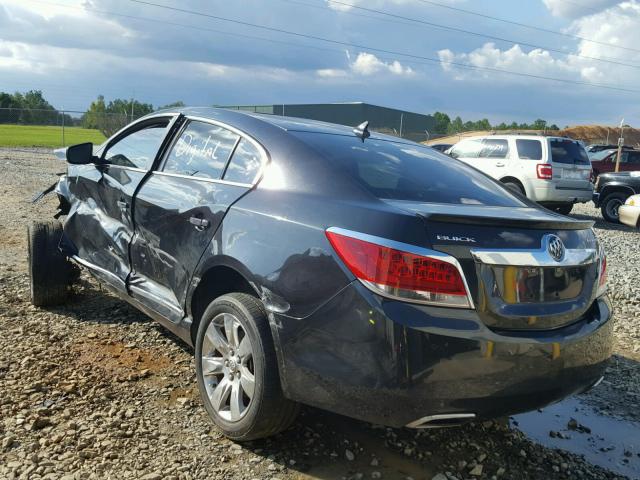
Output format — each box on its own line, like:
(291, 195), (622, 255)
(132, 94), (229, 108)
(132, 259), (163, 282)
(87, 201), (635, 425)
(457, 134), (577, 141)
(151, 106), (415, 144)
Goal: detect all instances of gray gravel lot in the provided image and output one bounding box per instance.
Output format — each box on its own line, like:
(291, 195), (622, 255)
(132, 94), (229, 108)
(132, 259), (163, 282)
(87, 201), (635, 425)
(0, 148), (638, 480)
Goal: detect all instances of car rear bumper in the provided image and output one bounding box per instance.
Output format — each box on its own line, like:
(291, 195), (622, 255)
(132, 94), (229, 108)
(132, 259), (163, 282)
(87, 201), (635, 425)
(619, 204), (640, 228)
(531, 183), (593, 203)
(275, 282), (613, 428)
(592, 192), (600, 206)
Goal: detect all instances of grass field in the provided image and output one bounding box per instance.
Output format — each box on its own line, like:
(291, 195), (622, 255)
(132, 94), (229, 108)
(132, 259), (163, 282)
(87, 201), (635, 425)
(0, 124), (106, 148)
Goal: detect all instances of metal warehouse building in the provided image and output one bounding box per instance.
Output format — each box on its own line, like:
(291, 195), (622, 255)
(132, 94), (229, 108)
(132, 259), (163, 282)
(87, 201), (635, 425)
(221, 102), (435, 142)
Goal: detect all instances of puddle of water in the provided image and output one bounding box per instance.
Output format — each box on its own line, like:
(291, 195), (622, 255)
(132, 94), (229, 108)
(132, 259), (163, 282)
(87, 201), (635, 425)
(512, 397), (640, 479)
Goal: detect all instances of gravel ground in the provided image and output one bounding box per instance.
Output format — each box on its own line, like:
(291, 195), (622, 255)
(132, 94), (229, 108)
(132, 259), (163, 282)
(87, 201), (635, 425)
(0, 148), (638, 480)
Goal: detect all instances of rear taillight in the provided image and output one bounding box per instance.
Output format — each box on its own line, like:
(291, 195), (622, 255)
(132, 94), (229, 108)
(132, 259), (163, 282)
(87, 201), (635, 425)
(537, 163), (553, 179)
(597, 253), (607, 297)
(326, 228), (471, 308)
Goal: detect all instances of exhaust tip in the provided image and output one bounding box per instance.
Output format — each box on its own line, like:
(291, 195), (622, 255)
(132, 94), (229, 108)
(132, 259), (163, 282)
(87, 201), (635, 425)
(406, 413), (476, 429)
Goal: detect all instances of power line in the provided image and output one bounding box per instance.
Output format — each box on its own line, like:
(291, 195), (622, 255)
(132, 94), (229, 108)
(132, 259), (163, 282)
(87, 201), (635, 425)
(412, 0), (640, 55)
(321, 0), (640, 70)
(127, 0), (640, 93)
(12, 0), (640, 95)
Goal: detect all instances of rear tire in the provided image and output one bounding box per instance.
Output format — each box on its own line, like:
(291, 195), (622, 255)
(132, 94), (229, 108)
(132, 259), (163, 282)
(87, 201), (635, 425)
(195, 293), (299, 441)
(601, 192), (627, 223)
(27, 220), (70, 306)
(553, 203), (573, 215)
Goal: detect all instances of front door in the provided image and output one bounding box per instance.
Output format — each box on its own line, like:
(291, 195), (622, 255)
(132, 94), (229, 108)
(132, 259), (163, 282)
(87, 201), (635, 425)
(129, 119), (266, 322)
(64, 116), (175, 288)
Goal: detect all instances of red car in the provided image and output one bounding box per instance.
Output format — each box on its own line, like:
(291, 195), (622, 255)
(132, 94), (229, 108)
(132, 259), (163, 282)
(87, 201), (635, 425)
(591, 149), (640, 177)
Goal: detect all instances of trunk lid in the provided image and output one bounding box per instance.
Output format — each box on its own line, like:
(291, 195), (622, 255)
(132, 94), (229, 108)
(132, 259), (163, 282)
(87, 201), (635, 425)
(385, 200), (599, 331)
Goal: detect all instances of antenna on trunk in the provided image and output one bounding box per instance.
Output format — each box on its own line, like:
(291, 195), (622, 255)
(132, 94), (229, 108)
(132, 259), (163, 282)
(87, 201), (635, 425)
(353, 121), (370, 142)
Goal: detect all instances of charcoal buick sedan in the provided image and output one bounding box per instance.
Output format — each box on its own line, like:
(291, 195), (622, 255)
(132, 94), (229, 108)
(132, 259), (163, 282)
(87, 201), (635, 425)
(29, 107), (612, 441)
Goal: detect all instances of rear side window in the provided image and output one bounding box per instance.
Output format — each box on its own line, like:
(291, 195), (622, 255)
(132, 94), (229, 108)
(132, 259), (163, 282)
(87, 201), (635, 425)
(516, 139), (542, 160)
(480, 139), (509, 158)
(550, 139), (590, 165)
(628, 152), (640, 164)
(223, 138), (264, 184)
(163, 121), (239, 179)
(449, 139), (482, 159)
(293, 133), (526, 207)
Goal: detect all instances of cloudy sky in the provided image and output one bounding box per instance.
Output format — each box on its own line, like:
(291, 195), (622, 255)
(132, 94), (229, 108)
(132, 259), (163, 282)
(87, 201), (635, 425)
(1, 0), (639, 126)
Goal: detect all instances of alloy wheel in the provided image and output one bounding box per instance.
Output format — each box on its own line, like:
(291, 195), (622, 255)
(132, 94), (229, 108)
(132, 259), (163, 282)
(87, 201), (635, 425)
(201, 313), (255, 422)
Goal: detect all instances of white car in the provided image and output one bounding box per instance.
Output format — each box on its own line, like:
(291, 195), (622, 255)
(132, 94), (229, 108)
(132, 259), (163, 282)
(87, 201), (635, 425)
(619, 194), (640, 228)
(445, 135), (593, 215)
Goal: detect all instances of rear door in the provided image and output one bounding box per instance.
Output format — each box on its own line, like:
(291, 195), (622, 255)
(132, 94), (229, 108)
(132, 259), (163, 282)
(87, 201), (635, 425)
(129, 119), (267, 322)
(548, 138), (592, 189)
(478, 138), (511, 178)
(64, 116), (174, 289)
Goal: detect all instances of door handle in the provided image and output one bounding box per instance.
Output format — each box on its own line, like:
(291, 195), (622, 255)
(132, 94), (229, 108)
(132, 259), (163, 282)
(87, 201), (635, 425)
(189, 216), (210, 229)
(495, 162), (505, 167)
(117, 200), (129, 210)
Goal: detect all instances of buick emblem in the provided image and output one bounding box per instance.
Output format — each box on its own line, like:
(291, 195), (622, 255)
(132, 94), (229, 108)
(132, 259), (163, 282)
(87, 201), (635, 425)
(547, 235), (565, 262)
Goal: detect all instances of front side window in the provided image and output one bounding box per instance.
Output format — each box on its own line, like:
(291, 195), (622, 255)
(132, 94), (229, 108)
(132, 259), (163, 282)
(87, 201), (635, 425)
(223, 138), (264, 184)
(294, 133), (526, 207)
(449, 139), (482, 159)
(103, 121), (169, 169)
(550, 139), (590, 165)
(480, 139), (509, 158)
(163, 121), (239, 179)
(516, 139), (543, 160)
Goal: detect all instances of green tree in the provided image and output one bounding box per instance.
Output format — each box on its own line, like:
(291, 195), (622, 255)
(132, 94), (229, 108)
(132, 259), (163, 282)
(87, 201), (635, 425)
(432, 111), (450, 134)
(81, 95), (107, 131)
(448, 116), (464, 134)
(532, 119), (547, 130)
(158, 101), (186, 110)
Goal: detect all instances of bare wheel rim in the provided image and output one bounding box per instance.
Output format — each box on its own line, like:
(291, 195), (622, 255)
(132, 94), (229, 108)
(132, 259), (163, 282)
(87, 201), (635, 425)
(201, 312), (255, 422)
(606, 198), (622, 219)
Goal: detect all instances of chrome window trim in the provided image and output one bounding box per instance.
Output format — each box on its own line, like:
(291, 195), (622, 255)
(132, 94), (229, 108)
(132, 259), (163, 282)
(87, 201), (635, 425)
(471, 234), (597, 267)
(97, 164), (147, 174)
(326, 227), (475, 309)
(151, 169), (254, 188)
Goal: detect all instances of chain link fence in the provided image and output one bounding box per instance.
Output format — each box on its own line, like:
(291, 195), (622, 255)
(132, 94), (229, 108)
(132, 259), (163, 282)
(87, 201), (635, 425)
(0, 108), (141, 147)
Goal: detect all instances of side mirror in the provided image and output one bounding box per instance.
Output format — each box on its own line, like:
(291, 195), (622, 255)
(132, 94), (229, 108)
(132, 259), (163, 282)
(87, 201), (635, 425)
(66, 142), (95, 165)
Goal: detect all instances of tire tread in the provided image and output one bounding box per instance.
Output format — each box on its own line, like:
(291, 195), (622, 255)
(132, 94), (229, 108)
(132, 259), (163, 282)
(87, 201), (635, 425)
(28, 220), (69, 306)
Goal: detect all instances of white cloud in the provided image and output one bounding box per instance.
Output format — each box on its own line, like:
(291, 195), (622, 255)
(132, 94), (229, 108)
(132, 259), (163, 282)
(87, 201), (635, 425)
(326, 0), (423, 11)
(437, 43), (579, 83)
(350, 52), (413, 76)
(316, 68), (348, 78)
(542, 0), (619, 18)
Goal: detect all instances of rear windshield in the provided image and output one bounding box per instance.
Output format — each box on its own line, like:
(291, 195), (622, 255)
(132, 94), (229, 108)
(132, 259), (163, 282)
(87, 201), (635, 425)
(516, 139), (542, 160)
(293, 133), (526, 207)
(550, 139), (590, 165)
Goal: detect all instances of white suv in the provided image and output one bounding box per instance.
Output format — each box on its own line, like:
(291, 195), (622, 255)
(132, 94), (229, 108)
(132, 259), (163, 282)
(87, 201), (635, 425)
(445, 135), (593, 214)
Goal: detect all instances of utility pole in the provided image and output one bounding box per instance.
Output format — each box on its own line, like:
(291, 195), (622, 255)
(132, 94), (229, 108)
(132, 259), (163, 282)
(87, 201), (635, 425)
(615, 118), (625, 173)
(399, 113), (404, 138)
(61, 108), (65, 147)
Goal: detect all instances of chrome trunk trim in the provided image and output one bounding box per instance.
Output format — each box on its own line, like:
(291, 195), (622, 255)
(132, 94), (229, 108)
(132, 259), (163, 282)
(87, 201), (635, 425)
(471, 234), (596, 267)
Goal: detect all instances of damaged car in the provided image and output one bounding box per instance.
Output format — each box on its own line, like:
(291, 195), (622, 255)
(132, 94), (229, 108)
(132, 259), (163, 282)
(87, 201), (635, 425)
(29, 107), (613, 441)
